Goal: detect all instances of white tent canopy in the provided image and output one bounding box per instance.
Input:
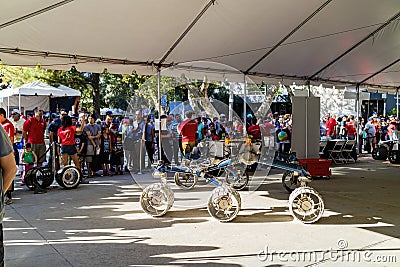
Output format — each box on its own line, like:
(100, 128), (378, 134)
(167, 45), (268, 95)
(0, 0), (400, 90)
(0, 81), (81, 115)
(2, 81), (81, 98)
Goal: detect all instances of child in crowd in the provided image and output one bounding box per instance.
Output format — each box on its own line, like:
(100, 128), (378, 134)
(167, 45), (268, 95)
(100, 127), (112, 176)
(21, 143), (37, 186)
(111, 134), (124, 175)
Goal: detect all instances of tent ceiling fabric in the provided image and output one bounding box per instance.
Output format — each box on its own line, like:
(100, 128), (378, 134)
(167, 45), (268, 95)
(1, 0), (400, 89)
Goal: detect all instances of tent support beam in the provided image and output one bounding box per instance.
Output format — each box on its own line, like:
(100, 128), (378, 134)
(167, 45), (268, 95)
(0, 0), (74, 30)
(245, 0), (332, 74)
(158, 0), (215, 65)
(357, 58), (400, 85)
(309, 10), (400, 80)
(1, 47), (399, 90)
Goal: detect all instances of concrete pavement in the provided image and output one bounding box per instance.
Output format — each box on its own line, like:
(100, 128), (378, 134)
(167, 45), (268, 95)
(3, 157), (400, 266)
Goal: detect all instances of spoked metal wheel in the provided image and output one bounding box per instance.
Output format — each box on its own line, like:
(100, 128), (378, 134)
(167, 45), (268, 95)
(225, 164), (249, 190)
(140, 183), (174, 217)
(289, 186), (324, 224)
(207, 186), (241, 222)
(174, 172), (198, 190)
(282, 171), (301, 193)
(56, 166), (81, 189)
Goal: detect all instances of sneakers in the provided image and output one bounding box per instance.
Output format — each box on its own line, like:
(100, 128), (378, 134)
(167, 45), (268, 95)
(20, 183), (25, 186)
(5, 198), (12, 205)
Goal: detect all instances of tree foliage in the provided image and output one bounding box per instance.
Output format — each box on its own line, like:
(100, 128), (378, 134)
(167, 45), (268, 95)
(0, 63), (149, 115)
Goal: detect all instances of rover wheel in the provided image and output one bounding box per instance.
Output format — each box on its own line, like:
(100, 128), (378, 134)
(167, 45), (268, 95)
(282, 171), (301, 193)
(174, 172), (198, 190)
(140, 183), (174, 217)
(225, 165), (249, 190)
(207, 186), (241, 222)
(289, 186), (324, 224)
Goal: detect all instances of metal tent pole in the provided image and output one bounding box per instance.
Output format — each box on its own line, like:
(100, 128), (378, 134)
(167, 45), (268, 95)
(243, 74), (247, 136)
(397, 87), (399, 119)
(157, 70), (162, 161)
(356, 85), (360, 154)
(7, 96), (10, 117)
(229, 83), (233, 121)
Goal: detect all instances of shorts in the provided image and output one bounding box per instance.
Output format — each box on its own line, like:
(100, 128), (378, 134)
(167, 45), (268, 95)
(61, 145), (77, 156)
(182, 142), (196, 155)
(85, 144), (96, 163)
(32, 143), (46, 164)
(100, 152), (110, 164)
(110, 154), (124, 166)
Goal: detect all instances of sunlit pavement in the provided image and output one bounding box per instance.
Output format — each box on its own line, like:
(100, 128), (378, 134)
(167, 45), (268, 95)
(3, 157), (400, 266)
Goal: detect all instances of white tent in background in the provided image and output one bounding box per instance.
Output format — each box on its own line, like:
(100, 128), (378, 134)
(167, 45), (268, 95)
(0, 81), (81, 115)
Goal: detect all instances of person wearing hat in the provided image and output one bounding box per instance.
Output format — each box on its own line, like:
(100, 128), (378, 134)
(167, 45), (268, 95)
(10, 109), (25, 176)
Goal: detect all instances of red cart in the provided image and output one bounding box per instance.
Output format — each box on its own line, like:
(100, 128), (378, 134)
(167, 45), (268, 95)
(298, 158), (332, 179)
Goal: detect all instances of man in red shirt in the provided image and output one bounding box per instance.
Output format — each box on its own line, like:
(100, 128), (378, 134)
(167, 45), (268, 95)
(345, 115), (356, 140)
(326, 114), (337, 139)
(178, 111), (198, 155)
(0, 108), (15, 144)
(23, 107), (47, 166)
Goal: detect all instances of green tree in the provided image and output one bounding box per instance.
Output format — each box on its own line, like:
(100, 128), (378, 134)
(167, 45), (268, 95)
(100, 70), (147, 111)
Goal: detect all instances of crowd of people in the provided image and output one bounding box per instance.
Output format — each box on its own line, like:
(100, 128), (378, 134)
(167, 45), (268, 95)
(0, 101), (298, 203)
(320, 113), (399, 153)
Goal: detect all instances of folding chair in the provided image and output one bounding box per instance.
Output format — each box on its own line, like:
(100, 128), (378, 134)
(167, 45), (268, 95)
(341, 140), (356, 163)
(328, 140), (346, 164)
(319, 141), (328, 159)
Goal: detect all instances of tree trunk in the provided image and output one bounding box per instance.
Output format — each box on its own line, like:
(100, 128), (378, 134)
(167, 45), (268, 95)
(255, 85), (278, 118)
(185, 76), (219, 118)
(90, 73), (101, 117)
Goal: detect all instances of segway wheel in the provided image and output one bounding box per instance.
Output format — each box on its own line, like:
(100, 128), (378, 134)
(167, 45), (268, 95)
(225, 164), (249, 190)
(56, 166), (81, 189)
(207, 186), (241, 222)
(389, 150), (400, 164)
(26, 167), (54, 189)
(372, 148), (380, 160)
(24, 168), (38, 190)
(140, 183), (174, 217)
(289, 186), (324, 224)
(372, 146), (389, 160)
(174, 172), (198, 190)
(282, 171), (301, 193)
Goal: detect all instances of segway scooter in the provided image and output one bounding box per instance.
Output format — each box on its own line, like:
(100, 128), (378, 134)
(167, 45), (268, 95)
(24, 142), (81, 190)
